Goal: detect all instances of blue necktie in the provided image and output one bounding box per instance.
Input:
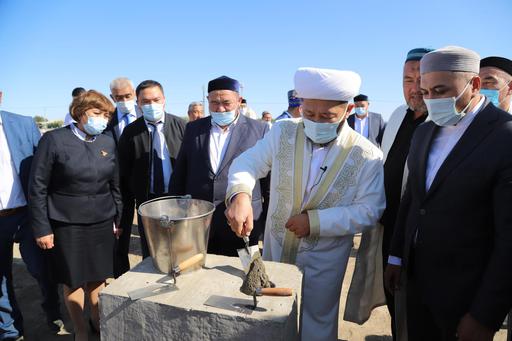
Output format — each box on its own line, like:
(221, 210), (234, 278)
(150, 123), (165, 195)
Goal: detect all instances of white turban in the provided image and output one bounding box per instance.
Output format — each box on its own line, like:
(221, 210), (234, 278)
(294, 67), (361, 101)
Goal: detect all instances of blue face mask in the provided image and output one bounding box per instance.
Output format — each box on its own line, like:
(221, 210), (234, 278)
(83, 116), (108, 135)
(303, 117), (343, 144)
(142, 103), (164, 122)
(210, 110), (237, 126)
(354, 107), (367, 116)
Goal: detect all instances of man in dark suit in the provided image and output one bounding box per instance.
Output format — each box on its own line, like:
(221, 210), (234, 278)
(104, 77), (141, 277)
(170, 76), (269, 256)
(0, 91), (62, 339)
(385, 46), (512, 341)
(347, 94), (385, 147)
(118, 80), (186, 260)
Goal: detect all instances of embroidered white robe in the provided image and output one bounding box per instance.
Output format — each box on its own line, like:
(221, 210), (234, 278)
(226, 118), (385, 341)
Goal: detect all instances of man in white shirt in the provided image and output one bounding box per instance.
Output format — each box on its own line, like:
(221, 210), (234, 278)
(63, 87), (86, 126)
(0, 91), (63, 339)
(117, 80), (186, 260)
(385, 46), (512, 341)
(346, 94), (385, 147)
(170, 76), (269, 256)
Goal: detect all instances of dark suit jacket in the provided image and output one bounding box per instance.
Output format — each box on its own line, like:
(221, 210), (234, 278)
(29, 126), (122, 238)
(347, 112), (385, 147)
(389, 101), (512, 330)
(0, 111), (40, 198)
(170, 114), (269, 256)
(117, 113), (186, 230)
(104, 107), (141, 146)
(104, 108), (121, 146)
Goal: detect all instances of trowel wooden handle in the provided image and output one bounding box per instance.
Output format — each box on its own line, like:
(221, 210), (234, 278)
(178, 254), (204, 272)
(257, 287), (293, 296)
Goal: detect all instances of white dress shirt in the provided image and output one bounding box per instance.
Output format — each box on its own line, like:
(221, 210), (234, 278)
(145, 115), (172, 193)
(0, 116), (27, 209)
(209, 115), (239, 174)
(425, 96), (484, 191)
(388, 96), (485, 267)
(63, 112), (76, 126)
(303, 144), (330, 206)
(354, 115), (369, 138)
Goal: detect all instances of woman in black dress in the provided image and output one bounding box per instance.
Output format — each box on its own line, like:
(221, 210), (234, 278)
(29, 90), (122, 340)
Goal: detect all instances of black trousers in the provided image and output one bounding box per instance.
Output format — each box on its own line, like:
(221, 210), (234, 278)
(113, 223), (132, 278)
(406, 274), (458, 341)
(382, 224), (397, 341)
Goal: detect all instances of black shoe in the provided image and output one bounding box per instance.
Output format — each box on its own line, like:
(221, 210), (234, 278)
(4, 337), (24, 341)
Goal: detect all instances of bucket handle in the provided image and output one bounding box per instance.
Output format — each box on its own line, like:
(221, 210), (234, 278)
(145, 195), (191, 228)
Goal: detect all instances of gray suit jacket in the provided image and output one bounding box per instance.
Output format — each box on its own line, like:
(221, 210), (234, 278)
(347, 112), (385, 147)
(170, 114), (269, 255)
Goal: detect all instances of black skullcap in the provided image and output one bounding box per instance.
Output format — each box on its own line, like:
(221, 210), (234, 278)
(480, 56), (512, 77)
(208, 76), (240, 93)
(354, 94), (369, 102)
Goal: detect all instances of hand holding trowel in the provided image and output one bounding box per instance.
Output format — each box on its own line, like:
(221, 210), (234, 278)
(225, 193), (260, 272)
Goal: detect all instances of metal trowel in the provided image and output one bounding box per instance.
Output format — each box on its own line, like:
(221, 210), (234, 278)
(237, 235), (260, 273)
(203, 288), (293, 314)
(127, 253), (204, 300)
(203, 294), (256, 315)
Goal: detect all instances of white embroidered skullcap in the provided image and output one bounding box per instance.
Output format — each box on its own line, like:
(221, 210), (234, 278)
(420, 46), (480, 75)
(294, 67), (361, 101)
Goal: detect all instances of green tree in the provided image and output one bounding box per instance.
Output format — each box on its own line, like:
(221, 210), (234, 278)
(47, 120), (63, 129)
(34, 115), (48, 123)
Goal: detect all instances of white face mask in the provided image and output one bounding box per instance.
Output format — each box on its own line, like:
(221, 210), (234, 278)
(423, 80), (474, 126)
(116, 99), (136, 114)
(142, 103), (164, 122)
(303, 107), (347, 144)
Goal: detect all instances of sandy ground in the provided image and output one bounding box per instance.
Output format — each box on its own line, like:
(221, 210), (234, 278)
(11, 226), (508, 340)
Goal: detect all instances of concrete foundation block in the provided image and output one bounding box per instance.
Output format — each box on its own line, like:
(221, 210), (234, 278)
(100, 254), (302, 340)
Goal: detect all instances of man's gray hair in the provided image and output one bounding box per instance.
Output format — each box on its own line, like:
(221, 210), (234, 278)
(188, 101), (203, 112)
(110, 77), (134, 91)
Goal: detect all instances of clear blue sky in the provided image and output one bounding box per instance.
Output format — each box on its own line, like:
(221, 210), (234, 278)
(1, 0), (511, 121)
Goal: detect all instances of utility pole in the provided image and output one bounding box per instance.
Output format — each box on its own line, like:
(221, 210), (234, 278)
(202, 85), (207, 116)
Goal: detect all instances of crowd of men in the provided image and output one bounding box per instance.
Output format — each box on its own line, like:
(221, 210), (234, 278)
(1, 45), (512, 341)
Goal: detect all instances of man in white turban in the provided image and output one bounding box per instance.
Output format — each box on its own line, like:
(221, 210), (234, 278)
(385, 46), (512, 341)
(225, 67), (385, 340)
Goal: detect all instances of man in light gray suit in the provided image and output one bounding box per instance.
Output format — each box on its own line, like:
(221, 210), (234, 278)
(347, 94), (385, 147)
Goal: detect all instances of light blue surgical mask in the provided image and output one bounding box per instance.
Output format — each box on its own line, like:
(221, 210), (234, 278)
(142, 103), (164, 122)
(480, 89), (499, 107)
(116, 99), (136, 114)
(354, 107), (367, 116)
(303, 115), (344, 144)
(210, 110), (237, 126)
(83, 116), (108, 135)
(424, 80), (474, 126)
(480, 81), (511, 107)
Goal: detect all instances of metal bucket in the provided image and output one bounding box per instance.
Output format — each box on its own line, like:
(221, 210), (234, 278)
(138, 196), (215, 274)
